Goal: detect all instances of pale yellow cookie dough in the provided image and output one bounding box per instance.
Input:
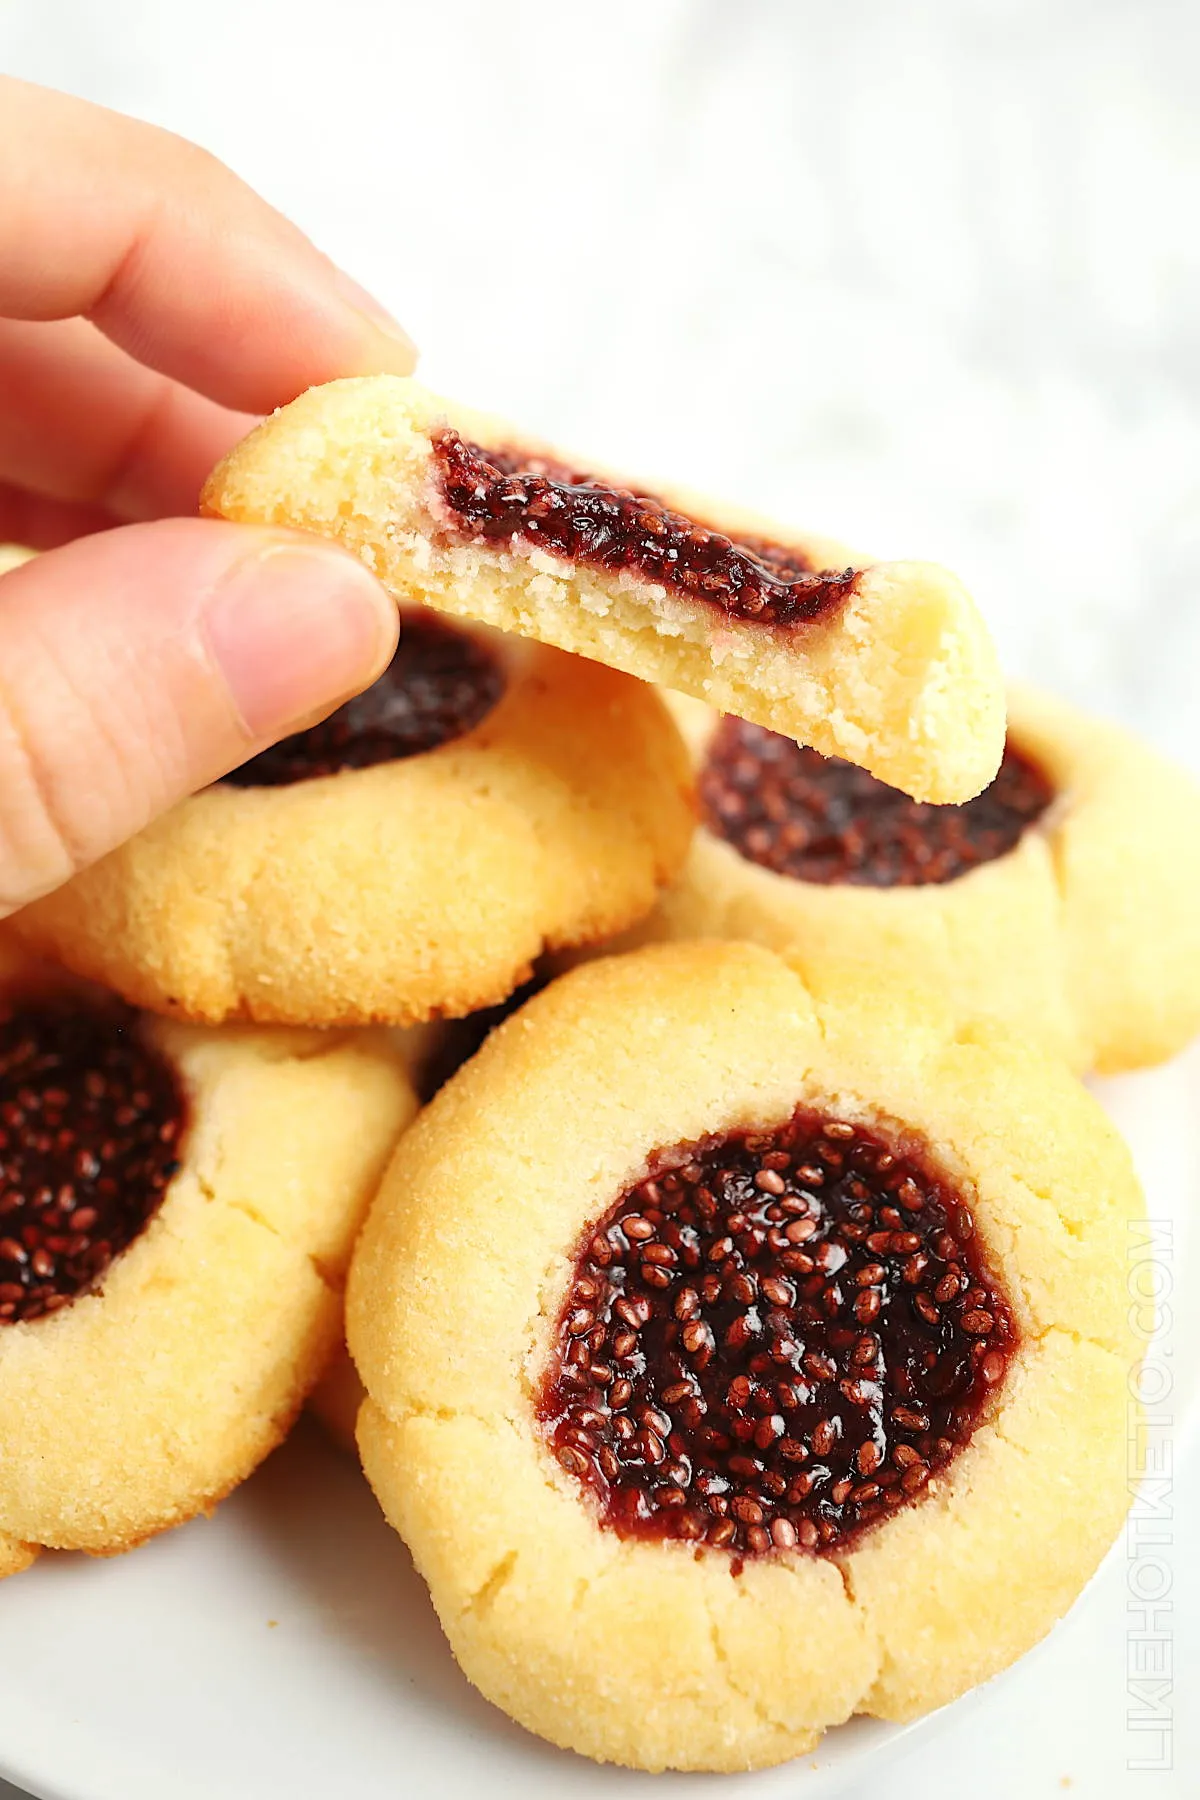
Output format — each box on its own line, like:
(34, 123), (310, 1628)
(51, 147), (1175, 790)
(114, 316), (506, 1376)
(12, 626), (693, 1026)
(202, 376), (1004, 805)
(310, 1001), (544, 1460)
(0, 1535), (36, 1580)
(348, 942), (1141, 1772)
(623, 685), (1200, 1074)
(0, 948), (417, 1556)
(309, 1003), (528, 1458)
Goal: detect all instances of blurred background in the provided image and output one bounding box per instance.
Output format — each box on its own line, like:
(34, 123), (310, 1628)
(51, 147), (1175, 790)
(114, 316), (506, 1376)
(4, 0), (1199, 770)
(0, 6), (1196, 1798)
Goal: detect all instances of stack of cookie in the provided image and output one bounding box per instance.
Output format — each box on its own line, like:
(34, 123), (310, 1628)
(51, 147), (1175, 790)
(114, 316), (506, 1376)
(2, 377), (1198, 1773)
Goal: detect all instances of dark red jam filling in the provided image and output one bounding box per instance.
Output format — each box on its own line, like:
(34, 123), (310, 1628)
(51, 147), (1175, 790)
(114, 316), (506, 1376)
(0, 1000), (187, 1324)
(540, 1108), (1016, 1558)
(700, 719), (1054, 887)
(431, 429), (859, 630)
(224, 612), (505, 787)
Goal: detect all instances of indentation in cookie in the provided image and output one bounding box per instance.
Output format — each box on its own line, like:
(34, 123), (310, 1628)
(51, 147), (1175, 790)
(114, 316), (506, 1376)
(700, 719), (1053, 885)
(431, 431), (859, 630)
(0, 1000), (187, 1324)
(225, 612), (505, 787)
(540, 1109), (1016, 1558)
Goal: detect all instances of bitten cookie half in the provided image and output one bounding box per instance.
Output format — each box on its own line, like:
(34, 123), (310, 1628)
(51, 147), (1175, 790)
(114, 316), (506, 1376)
(12, 612), (693, 1026)
(348, 942), (1141, 1772)
(0, 944), (417, 1556)
(627, 685), (1200, 1074)
(202, 377), (1004, 805)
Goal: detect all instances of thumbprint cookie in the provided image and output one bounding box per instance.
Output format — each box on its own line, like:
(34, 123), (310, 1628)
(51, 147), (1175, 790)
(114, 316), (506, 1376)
(636, 686), (1200, 1073)
(309, 975), (552, 1456)
(12, 612), (692, 1026)
(202, 377), (1004, 805)
(0, 942), (417, 1557)
(347, 942), (1141, 1771)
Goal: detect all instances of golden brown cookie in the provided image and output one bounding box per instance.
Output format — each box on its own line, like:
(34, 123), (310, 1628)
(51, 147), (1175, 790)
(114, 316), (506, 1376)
(202, 377), (1004, 805)
(12, 613), (693, 1026)
(628, 686), (1200, 1073)
(348, 942), (1140, 1772)
(309, 982), (551, 1457)
(0, 943), (417, 1557)
(0, 1534), (35, 1580)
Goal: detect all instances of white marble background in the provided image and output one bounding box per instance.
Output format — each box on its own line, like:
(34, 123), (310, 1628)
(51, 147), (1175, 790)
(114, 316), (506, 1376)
(0, 4), (1198, 1798)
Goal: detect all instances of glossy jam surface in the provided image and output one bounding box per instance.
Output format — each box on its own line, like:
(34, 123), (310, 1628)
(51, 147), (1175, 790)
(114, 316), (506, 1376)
(431, 430), (859, 630)
(539, 1108), (1016, 1557)
(0, 1000), (187, 1324)
(225, 613), (505, 787)
(701, 720), (1054, 886)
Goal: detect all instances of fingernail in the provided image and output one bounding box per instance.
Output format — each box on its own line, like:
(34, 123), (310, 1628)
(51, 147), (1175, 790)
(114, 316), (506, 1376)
(204, 541), (398, 739)
(330, 268), (419, 369)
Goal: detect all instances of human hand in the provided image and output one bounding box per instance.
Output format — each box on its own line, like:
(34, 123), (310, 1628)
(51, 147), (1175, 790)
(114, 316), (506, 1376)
(0, 77), (413, 918)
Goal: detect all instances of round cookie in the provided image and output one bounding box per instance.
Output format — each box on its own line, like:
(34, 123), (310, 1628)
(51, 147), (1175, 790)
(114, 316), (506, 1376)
(0, 941), (417, 1556)
(202, 376), (1004, 805)
(348, 942), (1141, 1771)
(624, 685), (1200, 1074)
(309, 976), (551, 1457)
(12, 611), (694, 1025)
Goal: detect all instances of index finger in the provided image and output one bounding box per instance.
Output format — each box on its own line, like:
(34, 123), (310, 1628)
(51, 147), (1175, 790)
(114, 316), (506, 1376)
(0, 77), (417, 413)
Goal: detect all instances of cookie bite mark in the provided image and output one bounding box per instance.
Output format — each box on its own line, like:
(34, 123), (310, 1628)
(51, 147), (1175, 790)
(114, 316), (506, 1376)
(431, 432), (859, 632)
(540, 1108), (1015, 1559)
(701, 721), (1054, 887)
(226, 612), (506, 787)
(0, 999), (187, 1324)
(202, 377), (1007, 804)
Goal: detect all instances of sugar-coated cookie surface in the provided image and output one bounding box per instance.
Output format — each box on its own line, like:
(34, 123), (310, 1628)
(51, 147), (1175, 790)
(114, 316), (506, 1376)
(202, 376), (1005, 805)
(631, 685), (1200, 1074)
(12, 621), (693, 1026)
(348, 943), (1141, 1771)
(310, 994), (557, 1459)
(0, 1533), (35, 1580)
(0, 945), (417, 1556)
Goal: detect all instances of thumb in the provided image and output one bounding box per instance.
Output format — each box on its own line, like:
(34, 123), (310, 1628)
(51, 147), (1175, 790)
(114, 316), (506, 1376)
(0, 518), (398, 916)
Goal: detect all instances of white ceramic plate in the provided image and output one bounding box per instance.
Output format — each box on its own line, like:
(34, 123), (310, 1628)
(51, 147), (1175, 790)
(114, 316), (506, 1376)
(0, 1050), (1195, 1800)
